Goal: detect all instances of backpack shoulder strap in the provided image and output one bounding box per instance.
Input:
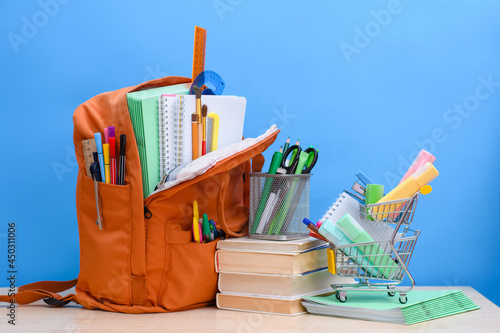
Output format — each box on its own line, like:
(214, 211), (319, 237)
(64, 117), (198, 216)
(0, 279), (78, 306)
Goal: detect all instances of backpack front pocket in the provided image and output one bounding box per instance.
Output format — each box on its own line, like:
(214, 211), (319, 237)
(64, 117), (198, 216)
(77, 174), (133, 305)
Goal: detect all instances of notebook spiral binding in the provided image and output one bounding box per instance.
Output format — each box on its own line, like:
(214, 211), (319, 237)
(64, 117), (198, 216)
(174, 95), (187, 166)
(158, 95), (170, 178)
(320, 193), (345, 222)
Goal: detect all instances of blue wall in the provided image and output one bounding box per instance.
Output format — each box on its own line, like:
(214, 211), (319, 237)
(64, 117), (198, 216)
(2, 0), (499, 306)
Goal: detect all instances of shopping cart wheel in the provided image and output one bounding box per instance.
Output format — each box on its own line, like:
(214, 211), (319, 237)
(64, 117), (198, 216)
(387, 286), (396, 296)
(335, 291), (347, 303)
(399, 295), (408, 304)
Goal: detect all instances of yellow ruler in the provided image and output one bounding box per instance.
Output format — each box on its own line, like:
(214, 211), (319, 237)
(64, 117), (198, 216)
(82, 139), (97, 178)
(192, 26), (207, 81)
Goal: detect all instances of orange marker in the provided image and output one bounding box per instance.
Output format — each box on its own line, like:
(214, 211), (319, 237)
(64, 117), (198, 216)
(192, 114), (199, 160)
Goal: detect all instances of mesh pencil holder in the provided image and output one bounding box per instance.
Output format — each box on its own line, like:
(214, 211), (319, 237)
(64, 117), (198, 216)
(248, 172), (311, 240)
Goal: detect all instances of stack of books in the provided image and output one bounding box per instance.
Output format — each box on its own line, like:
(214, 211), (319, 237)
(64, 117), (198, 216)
(215, 237), (352, 316)
(302, 289), (480, 325)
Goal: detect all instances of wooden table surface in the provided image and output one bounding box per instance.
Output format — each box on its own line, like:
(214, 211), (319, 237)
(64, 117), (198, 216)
(0, 286), (498, 332)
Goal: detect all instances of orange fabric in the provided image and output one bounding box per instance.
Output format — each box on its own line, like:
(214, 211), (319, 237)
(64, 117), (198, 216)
(0, 76), (278, 312)
(0, 279), (77, 305)
(71, 76), (278, 312)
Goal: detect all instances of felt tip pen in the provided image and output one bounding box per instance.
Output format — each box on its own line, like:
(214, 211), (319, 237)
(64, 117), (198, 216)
(103, 143), (110, 184)
(108, 126), (117, 185)
(118, 135), (126, 185)
(94, 133), (106, 182)
(202, 104), (208, 156)
(103, 127), (109, 144)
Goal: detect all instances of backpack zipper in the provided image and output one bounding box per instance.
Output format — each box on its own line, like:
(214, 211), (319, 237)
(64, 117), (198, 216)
(144, 205), (152, 219)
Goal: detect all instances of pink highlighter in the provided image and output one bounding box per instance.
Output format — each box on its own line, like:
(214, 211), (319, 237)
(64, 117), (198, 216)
(399, 150), (436, 184)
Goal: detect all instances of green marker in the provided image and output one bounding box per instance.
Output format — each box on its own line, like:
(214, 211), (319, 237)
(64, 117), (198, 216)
(202, 214), (210, 242)
(267, 151), (309, 235)
(250, 147), (283, 234)
(289, 139), (299, 165)
(305, 146), (317, 168)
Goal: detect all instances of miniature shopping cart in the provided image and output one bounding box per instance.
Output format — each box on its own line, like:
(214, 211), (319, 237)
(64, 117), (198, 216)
(330, 190), (426, 304)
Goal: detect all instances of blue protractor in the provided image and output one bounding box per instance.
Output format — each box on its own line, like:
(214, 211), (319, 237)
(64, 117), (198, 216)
(189, 70), (225, 95)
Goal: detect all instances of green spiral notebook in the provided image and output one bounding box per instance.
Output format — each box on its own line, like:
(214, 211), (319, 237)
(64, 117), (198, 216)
(302, 289), (480, 325)
(127, 83), (190, 198)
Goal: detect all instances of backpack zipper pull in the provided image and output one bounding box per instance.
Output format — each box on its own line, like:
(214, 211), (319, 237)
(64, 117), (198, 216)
(144, 205), (152, 219)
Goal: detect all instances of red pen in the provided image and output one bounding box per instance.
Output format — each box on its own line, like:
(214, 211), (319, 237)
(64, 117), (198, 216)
(201, 104), (208, 156)
(108, 126), (117, 185)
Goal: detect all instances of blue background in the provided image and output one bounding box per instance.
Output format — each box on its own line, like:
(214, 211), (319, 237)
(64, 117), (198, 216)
(1, 0), (499, 306)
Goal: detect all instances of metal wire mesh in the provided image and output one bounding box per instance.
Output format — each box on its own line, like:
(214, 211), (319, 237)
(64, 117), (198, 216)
(248, 173), (311, 240)
(361, 194), (419, 225)
(332, 228), (420, 282)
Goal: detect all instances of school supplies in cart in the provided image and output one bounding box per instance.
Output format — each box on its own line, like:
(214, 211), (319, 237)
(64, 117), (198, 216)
(316, 161), (438, 304)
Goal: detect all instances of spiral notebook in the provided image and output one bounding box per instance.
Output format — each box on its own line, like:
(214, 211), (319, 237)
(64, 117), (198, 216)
(158, 94), (246, 176)
(320, 192), (397, 242)
(126, 83), (190, 198)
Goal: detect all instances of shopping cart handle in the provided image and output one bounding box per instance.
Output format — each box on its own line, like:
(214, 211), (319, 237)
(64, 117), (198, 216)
(420, 185), (432, 195)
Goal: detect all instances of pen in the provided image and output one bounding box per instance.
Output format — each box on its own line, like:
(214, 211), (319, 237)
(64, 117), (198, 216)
(250, 146), (284, 234)
(103, 127), (109, 144)
(192, 200), (202, 244)
(268, 150), (309, 235)
(94, 133), (106, 182)
(192, 114), (199, 160)
(118, 135), (126, 185)
(108, 126), (117, 185)
(202, 104), (208, 156)
(209, 220), (216, 241)
(103, 143), (110, 184)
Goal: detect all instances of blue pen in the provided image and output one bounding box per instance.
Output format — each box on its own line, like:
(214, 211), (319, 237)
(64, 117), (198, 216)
(94, 133), (106, 182)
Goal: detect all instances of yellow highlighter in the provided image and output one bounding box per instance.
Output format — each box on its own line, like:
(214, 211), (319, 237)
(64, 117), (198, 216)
(327, 247), (336, 275)
(103, 143), (110, 184)
(374, 162), (439, 220)
(208, 113), (219, 151)
(192, 200), (202, 244)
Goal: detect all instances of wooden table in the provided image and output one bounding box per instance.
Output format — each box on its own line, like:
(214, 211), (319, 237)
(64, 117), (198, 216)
(1, 287), (498, 332)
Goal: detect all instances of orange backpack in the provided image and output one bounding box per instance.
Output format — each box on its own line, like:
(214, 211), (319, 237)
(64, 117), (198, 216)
(1, 76), (278, 312)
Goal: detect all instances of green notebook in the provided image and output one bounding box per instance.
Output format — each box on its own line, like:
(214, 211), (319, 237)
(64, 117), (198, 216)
(127, 83), (190, 198)
(302, 289), (480, 325)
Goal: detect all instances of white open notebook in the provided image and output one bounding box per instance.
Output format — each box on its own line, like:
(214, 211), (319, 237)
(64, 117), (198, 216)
(321, 192), (397, 242)
(158, 94), (246, 178)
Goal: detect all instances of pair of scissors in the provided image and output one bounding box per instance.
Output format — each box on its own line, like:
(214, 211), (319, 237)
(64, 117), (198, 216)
(281, 145), (318, 174)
